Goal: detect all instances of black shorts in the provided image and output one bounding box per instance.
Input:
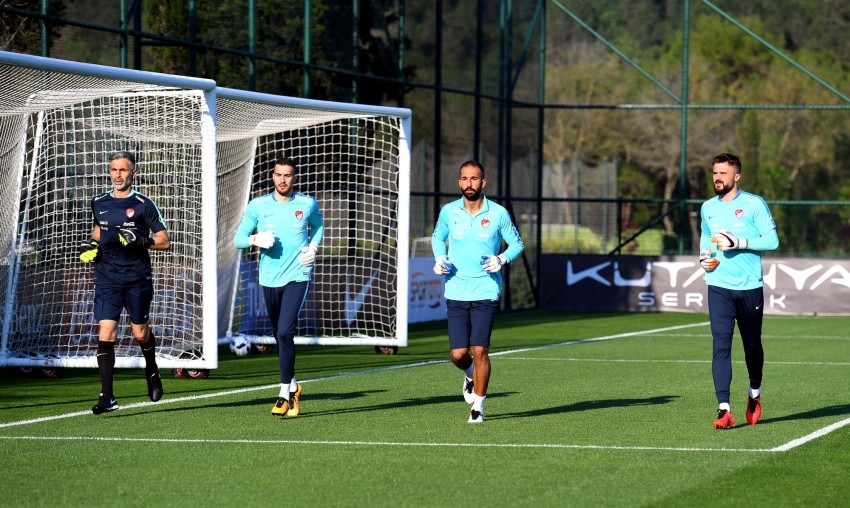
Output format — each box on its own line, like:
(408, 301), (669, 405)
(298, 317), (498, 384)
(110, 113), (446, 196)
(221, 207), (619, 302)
(93, 278), (154, 324)
(446, 299), (498, 349)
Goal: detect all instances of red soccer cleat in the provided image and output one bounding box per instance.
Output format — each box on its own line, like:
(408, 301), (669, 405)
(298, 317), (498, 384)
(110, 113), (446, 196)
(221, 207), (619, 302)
(713, 409), (735, 429)
(746, 395), (761, 425)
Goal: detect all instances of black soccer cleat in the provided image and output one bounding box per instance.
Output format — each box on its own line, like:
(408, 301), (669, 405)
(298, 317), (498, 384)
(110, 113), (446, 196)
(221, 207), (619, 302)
(92, 393), (119, 415)
(146, 366), (163, 402)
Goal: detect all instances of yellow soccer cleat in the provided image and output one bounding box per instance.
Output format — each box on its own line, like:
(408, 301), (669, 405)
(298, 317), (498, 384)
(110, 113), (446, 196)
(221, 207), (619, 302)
(287, 384), (303, 417)
(271, 397), (290, 416)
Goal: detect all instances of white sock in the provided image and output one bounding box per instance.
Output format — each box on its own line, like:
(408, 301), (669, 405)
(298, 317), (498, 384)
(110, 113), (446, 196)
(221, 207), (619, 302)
(464, 364), (474, 379)
(718, 402), (731, 412)
(472, 394), (486, 413)
(749, 387), (760, 398)
(289, 377), (299, 392)
(278, 383), (290, 399)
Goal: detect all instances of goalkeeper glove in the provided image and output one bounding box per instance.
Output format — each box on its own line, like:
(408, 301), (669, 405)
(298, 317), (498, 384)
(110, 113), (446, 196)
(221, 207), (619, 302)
(699, 249), (719, 272)
(433, 256), (454, 275)
(712, 228), (748, 251)
(481, 254), (507, 273)
(249, 230), (276, 249)
(299, 243), (319, 267)
(118, 228), (153, 248)
(79, 240), (99, 263)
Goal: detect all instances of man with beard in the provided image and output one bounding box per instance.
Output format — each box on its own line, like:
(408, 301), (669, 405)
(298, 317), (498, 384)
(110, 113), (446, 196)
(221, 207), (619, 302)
(431, 160), (524, 423)
(699, 153), (779, 429)
(80, 150), (171, 414)
(233, 157), (323, 418)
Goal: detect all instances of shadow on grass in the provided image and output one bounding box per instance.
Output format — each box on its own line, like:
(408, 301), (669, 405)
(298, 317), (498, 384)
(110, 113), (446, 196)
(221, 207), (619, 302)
(487, 395), (680, 420)
(274, 391), (518, 419)
(131, 389), (390, 416)
(756, 404), (850, 425)
(114, 390), (519, 419)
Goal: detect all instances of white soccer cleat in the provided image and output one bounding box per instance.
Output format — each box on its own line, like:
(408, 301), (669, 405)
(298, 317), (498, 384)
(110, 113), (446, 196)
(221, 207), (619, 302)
(463, 376), (475, 404)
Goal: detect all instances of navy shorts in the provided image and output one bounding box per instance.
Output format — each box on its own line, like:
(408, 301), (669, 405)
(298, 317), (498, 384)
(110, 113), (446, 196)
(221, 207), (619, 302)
(446, 299), (498, 349)
(93, 279), (154, 324)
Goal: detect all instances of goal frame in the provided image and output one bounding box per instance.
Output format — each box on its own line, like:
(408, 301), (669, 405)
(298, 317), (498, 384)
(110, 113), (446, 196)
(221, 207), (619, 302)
(215, 87), (412, 348)
(0, 51), (219, 369)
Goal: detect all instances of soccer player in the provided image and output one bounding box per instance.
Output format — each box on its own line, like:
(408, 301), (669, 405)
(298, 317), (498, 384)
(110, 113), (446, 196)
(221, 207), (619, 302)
(233, 157), (323, 418)
(431, 160), (524, 423)
(80, 150), (171, 415)
(699, 152), (779, 429)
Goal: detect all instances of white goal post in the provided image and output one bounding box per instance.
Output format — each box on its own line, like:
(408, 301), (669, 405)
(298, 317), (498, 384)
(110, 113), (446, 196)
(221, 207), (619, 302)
(0, 51), (412, 371)
(0, 51), (218, 370)
(215, 87), (412, 348)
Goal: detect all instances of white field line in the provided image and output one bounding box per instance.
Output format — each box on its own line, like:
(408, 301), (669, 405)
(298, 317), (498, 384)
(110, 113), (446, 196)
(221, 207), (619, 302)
(499, 357), (850, 366)
(771, 416), (850, 451)
(0, 434), (772, 453)
(488, 322), (712, 357)
(2, 320), (848, 452)
(1, 323), (707, 430)
(639, 333), (850, 340)
(0, 359), (446, 430)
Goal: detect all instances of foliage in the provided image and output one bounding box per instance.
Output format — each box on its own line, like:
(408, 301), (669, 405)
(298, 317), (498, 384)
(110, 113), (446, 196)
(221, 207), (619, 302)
(0, 0), (68, 53)
(142, 0), (412, 103)
(541, 223), (604, 253)
(543, 4), (850, 255)
(4, 0), (849, 256)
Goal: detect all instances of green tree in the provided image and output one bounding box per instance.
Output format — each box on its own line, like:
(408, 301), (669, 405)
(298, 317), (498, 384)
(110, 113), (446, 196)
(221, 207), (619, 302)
(144, 0), (411, 104)
(0, 0), (68, 54)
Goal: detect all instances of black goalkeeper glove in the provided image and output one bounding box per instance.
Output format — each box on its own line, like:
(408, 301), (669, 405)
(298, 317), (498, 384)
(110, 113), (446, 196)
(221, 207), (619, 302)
(79, 240), (99, 263)
(118, 228), (153, 248)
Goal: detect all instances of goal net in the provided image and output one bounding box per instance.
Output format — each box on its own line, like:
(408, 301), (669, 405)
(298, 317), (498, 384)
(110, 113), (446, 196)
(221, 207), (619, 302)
(0, 51), (218, 369)
(216, 88), (411, 348)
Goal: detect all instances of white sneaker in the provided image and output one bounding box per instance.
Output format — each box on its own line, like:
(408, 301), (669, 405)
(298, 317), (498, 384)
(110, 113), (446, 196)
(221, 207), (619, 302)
(463, 376), (475, 404)
(468, 408), (484, 423)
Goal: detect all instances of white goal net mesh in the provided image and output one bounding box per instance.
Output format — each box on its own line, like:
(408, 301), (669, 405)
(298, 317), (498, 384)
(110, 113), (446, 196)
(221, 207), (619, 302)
(0, 55), (216, 368)
(216, 93), (409, 347)
(0, 53), (410, 369)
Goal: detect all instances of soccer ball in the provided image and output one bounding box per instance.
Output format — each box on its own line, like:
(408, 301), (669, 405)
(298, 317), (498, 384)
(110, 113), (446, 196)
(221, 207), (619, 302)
(229, 336), (251, 356)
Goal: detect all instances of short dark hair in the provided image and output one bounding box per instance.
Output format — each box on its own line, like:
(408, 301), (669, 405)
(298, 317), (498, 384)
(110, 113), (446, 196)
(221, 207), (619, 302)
(109, 150), (136, 169)
(274, 157), (297, 173)
(458, 160), (485, 178)
(712, 153), (741, 173)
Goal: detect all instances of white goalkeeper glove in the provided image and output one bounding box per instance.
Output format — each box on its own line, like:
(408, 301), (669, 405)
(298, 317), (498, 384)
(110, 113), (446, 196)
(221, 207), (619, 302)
(249, 230), (276, 249)
(712, 228), (748, 251)
(480, 254), (507, 273)
(299, 243), (319, 267)
(433, 256), (454, 275)
(699, 250), (719, 272)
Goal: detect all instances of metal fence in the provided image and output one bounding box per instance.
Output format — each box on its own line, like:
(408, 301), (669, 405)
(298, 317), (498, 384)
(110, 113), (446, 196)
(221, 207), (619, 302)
(3, 0), (848, 311)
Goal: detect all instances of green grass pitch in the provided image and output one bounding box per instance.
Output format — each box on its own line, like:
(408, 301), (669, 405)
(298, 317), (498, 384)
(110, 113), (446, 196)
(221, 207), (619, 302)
(1, 311), (848, 507)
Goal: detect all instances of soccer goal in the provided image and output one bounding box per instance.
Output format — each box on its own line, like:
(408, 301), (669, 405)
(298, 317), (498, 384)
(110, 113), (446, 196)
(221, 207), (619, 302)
(216, 87), (412, 349)
(0, 51), (218, 370)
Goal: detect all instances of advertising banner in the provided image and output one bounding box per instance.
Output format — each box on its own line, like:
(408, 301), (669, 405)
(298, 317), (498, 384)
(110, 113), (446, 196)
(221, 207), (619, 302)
(540, 254), (850, 316)
(408, 257), (447, 323)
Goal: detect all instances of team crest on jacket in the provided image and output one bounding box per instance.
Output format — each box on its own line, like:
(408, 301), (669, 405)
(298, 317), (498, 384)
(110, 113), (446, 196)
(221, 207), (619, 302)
(295, 210), (303, 220)
(735, 209), (743, 219)
(481, 218), (491, 228)
(126, 208), (135, 218)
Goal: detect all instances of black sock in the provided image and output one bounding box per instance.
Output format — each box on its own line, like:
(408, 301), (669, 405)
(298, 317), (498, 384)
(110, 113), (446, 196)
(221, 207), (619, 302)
(140, 332), (158, 373)
(97, 341), (115, 398)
